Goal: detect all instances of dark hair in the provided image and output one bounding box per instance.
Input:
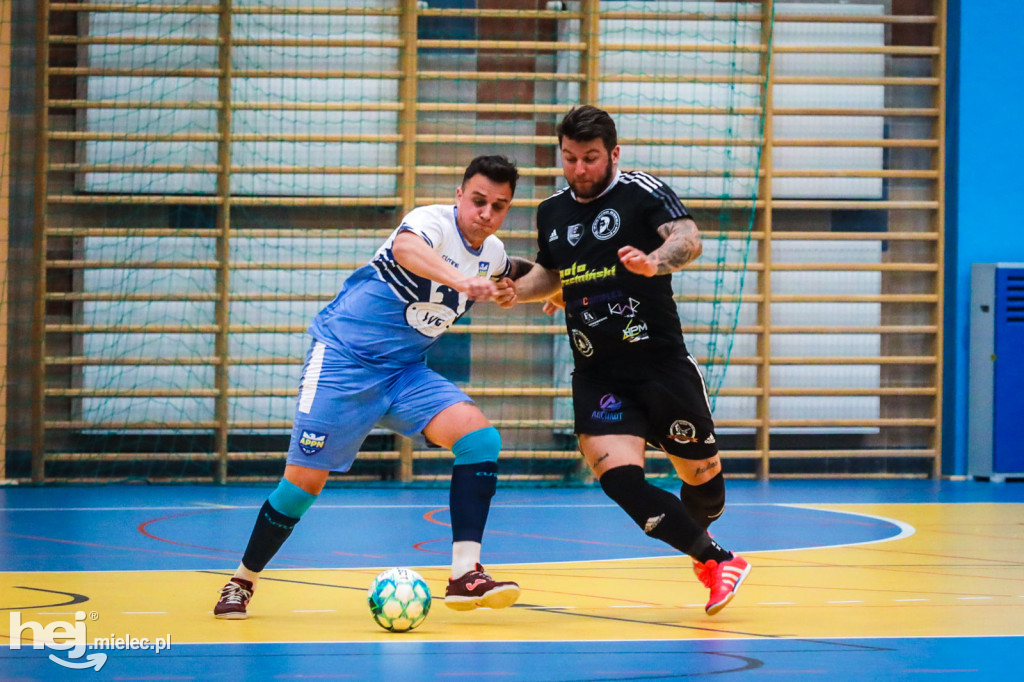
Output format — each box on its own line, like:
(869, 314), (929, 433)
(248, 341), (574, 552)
(557, 105), (618, 153)
(462, 154), (519, 195)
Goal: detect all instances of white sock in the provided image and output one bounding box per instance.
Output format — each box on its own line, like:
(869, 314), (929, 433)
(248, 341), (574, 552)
(234, 563), (260, 588)
(451, 541), (482, 578)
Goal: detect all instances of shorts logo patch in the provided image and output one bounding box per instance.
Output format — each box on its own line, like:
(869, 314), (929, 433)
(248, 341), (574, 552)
(298, 430), (328, 455)
(571, 329), (594, 357)
(668, 420), (698, 444)
(591, 393), (623, 422)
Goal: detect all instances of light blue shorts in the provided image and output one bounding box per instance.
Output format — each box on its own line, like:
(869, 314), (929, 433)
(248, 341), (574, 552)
(285, 339), (472, 472)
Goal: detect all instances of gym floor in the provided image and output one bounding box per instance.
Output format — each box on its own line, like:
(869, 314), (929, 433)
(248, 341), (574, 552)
(2, 479), (1022, 680)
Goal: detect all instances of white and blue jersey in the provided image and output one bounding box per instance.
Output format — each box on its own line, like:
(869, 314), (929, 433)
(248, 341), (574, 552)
(309, 204), (511, 369)
(287, 204), (511, 472)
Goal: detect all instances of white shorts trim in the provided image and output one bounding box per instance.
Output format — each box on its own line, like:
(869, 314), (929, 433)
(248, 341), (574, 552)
(297, 341), (326, 414)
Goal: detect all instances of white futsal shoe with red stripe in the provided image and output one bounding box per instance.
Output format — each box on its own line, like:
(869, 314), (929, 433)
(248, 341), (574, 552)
(701, 555), (751, 616)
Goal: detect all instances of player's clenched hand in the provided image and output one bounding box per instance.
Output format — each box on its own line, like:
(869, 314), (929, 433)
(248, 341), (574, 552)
(541, 290), (565, 316)
(494, 277), (518, 308)
(618, 245), (658, 277)
(458, 276), (499, 301)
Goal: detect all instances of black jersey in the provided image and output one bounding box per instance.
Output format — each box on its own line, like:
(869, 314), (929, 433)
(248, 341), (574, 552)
(536, 171), (693, 370)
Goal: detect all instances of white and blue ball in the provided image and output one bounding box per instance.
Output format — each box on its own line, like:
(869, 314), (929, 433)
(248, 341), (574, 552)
(367, 567), (431, 632)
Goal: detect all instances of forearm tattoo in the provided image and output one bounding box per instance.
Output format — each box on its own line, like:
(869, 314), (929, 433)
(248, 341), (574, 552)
(651, 219), (702, 275)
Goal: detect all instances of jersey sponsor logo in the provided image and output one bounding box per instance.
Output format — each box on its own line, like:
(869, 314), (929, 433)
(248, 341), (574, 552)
(405, 301), (459, 338)
(622, 318), (649, 342)
(609, 297), (641, 318)
(591, 392), (623, 422)
(559, 262), (617, 287)
(298, 430), (327, 455)
(592, 209), (621, 240)
(580, 309), (607, 327)
(443, 254), (460, 268)
(668, 420), (698, 444)
(569, 289), (625, 309)
(571, 329), (594, 357)
(567, 223), (584, 246)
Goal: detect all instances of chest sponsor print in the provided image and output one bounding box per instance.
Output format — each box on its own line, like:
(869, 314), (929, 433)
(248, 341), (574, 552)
(622, 318), (649, 343)
(406, 301), (459, 338)
(609, 297), (641, 318)
(592, 209), (621, 240)
(580, 309), (608, 327)
(571, 328), (594, 357)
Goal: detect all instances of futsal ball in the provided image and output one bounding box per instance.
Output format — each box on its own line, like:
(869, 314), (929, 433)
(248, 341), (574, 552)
(367, 567), (431, 632)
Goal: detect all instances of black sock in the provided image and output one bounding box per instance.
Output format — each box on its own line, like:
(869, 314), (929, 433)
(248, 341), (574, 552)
(240, 500), (300, 573)
(600, 465), (731, 561)
(680, 471), (726, 530)
(449, 461), (498, 543)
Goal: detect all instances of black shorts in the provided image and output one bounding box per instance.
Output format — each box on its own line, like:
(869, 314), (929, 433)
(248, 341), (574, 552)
(571, 355), (718, 461)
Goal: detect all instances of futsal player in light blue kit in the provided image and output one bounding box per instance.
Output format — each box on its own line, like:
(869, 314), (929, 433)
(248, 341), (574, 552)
(214, 155), (530, 618)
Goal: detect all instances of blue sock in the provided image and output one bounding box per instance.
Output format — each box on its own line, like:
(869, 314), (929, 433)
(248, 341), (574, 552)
(449, 427), (501, 543)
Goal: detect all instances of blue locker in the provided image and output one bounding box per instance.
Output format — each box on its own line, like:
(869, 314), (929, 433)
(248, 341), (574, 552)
(993, 268), (1024, 473)
(969, 263), (1024, 480)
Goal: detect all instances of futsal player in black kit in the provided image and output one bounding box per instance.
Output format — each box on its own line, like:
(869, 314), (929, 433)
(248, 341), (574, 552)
(502, 105), (750, 615)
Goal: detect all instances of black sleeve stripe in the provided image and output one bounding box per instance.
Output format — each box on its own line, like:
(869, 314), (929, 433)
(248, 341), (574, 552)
(398, 224), (433, 248)
(371, 253), (419, 303)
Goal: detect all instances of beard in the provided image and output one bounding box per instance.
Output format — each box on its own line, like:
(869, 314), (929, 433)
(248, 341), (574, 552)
(570, 162), (615, 200)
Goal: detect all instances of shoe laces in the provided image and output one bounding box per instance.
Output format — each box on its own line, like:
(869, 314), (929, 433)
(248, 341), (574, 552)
(220, 580), (252, 605)
(696, 560), (717, 587)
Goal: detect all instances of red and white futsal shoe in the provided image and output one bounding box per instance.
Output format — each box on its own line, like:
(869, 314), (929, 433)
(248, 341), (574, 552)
(702, 555), (751, 616)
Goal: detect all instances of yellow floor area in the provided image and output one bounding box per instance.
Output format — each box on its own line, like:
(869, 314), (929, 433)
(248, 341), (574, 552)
(4, 503), (1023, 645)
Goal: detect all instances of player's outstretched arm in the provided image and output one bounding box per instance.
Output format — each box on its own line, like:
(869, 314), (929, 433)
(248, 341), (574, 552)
(618, 217), (703, 277)
(497, 262), (561, 308)
(392, 230), (497, 301)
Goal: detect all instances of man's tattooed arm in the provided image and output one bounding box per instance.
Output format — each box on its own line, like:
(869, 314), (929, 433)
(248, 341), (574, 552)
(648, 218), (703, 275)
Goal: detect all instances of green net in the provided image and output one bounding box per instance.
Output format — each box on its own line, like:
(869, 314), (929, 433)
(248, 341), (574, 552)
(22, 0), (771, 483)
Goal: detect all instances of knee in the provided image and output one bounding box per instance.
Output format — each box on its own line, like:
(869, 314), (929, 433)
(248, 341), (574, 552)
(680, 471), (725, 528)
(452, 426), (501, 466)
(598, 464), (646, 504)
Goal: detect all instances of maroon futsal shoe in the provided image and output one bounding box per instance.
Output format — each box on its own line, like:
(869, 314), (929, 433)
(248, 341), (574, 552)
(214, 577), (254, 619)
(444, 564), (520, 611)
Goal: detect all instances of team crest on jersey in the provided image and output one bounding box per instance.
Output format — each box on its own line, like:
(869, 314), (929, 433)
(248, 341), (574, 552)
(571, 329), (594, 357)
(567, 223), (585, 246)
(592, 209), (621, 240)
(406, 302), (459, 338)
(298, 430), (327, 456)
(477, 261), (490, 277)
